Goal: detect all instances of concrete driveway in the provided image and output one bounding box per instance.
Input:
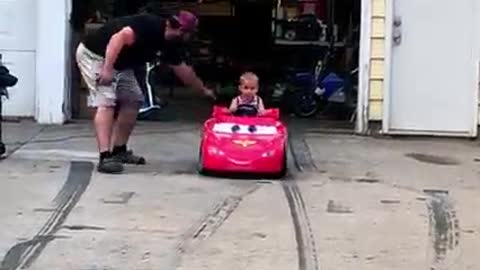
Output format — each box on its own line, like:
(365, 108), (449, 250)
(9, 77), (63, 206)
(1, 120), (479, 270)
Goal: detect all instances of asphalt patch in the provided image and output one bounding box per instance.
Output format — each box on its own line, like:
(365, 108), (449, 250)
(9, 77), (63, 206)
(326, 200), (354, 214)
(101, 192), (136, 205)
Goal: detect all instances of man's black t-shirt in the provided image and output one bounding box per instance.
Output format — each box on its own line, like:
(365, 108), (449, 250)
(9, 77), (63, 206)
(83, 14), (184, 70)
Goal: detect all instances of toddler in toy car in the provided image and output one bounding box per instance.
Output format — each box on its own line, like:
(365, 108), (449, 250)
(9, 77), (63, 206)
(229, 72), (265, 115)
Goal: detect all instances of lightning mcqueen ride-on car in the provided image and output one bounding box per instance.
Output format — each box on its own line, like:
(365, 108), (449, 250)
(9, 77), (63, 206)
(198, 104), (288, 178)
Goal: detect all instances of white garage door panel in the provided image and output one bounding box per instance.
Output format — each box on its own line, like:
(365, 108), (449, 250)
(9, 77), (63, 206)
(1, 51), (36, 117)
(0, 0), (36, 51)
(387, 0), (478, 136)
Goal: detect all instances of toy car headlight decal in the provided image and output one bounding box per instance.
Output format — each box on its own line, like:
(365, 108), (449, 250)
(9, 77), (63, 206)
(208, 146), (224, 155)
(262, 150), (275, 157)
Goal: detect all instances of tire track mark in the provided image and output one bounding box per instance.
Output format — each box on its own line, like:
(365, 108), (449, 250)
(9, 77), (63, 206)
(171, 184), (260, 269)
(283, 138), (319, 270)
(0, 161), (93, 270)
(424, 189), (460, 270)
(283, 181), (319, 270)
(288, 130), (318, 173)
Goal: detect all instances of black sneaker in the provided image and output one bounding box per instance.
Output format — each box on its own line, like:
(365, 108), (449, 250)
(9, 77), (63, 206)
(97, 157), (124, 174)
(114, 150), (146, 165)
(0, 142), (6, 158)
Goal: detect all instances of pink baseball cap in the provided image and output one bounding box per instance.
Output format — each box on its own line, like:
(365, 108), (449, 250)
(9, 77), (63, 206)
(173, 10), (198, 32)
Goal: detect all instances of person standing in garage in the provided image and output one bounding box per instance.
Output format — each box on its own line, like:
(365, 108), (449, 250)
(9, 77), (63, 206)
(76, 10), (215, 174)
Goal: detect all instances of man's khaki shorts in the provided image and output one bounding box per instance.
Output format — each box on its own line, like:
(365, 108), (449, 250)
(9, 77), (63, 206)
(75, 43), (144, 108)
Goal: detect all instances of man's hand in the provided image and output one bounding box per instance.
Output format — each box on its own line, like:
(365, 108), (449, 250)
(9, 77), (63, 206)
(98, 26), (135, 86)
(203, 87), (216, 99)
(171, 63), (213, 98)
(98, 66), (114, 85)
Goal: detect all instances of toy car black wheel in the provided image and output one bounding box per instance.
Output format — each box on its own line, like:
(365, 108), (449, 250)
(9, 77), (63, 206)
(197, 147), (208, 175)
(272, 149), (287, 179)
(0, 142), (6, 158)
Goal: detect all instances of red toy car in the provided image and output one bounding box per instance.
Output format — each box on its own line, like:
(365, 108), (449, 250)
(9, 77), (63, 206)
(198, 104), (288, 178)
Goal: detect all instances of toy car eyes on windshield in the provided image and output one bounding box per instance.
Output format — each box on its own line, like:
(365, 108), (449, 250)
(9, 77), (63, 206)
(231, 124), (257, 133)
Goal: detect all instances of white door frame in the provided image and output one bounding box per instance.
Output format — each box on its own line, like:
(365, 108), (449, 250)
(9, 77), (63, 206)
(35, 0), (71, 124)
(356, 0), (372, 134)
(381, 0), (480, 137)
(381, 0), (393, 135)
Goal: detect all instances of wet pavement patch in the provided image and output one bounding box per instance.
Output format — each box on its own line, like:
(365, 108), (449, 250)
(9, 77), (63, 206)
(406, 153), (460, 166)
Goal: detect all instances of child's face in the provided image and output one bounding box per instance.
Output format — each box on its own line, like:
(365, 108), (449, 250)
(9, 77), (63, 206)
(239, 80), (258, 96)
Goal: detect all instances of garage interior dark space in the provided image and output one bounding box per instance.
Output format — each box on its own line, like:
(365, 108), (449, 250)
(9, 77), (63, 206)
(70, 0), (360, 132)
